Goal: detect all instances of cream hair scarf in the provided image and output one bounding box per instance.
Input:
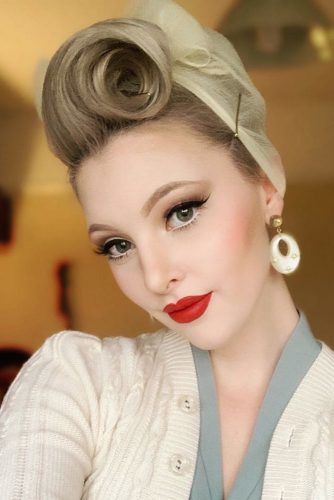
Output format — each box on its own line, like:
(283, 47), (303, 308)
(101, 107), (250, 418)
(125, 0), (286, 197)
(35, 0), (286, 197)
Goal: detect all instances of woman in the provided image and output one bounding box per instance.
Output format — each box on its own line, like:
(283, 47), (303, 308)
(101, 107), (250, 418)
(1, 0), (333, 498)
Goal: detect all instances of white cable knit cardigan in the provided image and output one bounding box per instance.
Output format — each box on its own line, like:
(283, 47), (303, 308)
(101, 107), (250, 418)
(0, 327), (334, 499)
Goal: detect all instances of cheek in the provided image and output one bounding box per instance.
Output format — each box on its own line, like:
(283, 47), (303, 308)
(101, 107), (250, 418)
(212, 202), (259, 260)
(230, 207), (263, 256)
(202, 198), (268, 280)
(226, 207), (270, 292)
(109, 264), (148, 308)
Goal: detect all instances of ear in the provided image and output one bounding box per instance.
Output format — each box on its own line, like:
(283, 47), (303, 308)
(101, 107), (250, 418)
(259, 176), (284, 226)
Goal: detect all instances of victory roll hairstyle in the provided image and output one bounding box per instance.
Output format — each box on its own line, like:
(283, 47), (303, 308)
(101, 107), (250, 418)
(41, 0), (284, 194)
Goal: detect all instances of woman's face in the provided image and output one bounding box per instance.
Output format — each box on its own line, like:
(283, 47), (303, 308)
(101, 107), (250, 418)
(77, 122), (282, 349)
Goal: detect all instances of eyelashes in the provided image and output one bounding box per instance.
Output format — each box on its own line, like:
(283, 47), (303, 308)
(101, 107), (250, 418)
(94, 193), (210, 263)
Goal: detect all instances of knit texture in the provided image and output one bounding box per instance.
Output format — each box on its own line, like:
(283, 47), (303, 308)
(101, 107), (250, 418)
(0, 328), (333, 499)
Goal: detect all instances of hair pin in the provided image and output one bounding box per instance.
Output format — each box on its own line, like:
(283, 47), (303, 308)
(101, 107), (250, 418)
(234, 92), (242, 138)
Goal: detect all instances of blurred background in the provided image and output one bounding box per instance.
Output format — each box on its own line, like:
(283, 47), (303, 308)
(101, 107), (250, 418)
(0, 0), (333, 397)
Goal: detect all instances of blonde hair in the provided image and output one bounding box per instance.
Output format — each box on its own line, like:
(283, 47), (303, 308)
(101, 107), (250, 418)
(41, 15), (266, 191)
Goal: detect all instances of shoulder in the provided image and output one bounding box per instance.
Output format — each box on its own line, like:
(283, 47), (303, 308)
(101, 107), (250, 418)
(1, 327), (170, 412)
(4, 325), (179, 402)
(33, 326), (166, 360)
(35, 329), (103, 360)
(31, 326), (169, 383)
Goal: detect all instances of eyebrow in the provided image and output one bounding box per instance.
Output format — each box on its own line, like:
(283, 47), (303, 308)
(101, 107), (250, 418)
(88, 180), (204, 235)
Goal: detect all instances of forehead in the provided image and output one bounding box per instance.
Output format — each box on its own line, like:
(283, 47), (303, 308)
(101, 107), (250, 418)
(78, 123), (234, 192)
(77, 123), (249, 228)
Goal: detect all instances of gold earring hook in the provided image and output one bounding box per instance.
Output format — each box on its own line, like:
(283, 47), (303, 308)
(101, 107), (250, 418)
(270, 215), (283, 233)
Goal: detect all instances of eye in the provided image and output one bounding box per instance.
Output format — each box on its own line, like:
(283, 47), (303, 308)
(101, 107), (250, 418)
(94, 193), (210, 262)
(94, 239), (133, 262)
(165, 195), (210, 231)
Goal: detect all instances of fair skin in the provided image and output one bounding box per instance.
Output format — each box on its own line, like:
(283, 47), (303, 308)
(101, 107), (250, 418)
(77, 121), (299, 496)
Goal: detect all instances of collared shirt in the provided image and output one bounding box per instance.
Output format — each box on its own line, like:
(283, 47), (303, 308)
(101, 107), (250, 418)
(189, 308), (322, 500)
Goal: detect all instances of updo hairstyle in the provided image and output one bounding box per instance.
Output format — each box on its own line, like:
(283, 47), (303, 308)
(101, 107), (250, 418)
(41, 17), (265, 192)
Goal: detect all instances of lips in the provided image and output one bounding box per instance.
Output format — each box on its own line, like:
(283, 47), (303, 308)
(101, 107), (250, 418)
(163, 293), (211, 313)
(163, 292), (213, 324)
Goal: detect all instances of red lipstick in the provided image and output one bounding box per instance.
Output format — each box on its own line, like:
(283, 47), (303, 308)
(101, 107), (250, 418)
(163, 292), (212, 323)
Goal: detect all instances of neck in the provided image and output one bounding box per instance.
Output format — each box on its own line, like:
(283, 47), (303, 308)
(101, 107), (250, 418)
(209, 274), (299, 396)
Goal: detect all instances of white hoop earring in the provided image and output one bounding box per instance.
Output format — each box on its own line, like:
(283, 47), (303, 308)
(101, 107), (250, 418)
(269, 215), (301, 274)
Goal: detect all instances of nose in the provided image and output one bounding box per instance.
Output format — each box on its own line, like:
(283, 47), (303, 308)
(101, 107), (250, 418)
(139, 240), (184, 295)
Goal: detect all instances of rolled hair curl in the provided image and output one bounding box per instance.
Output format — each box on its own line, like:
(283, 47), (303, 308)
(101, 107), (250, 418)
(41, 16), (265, 191)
